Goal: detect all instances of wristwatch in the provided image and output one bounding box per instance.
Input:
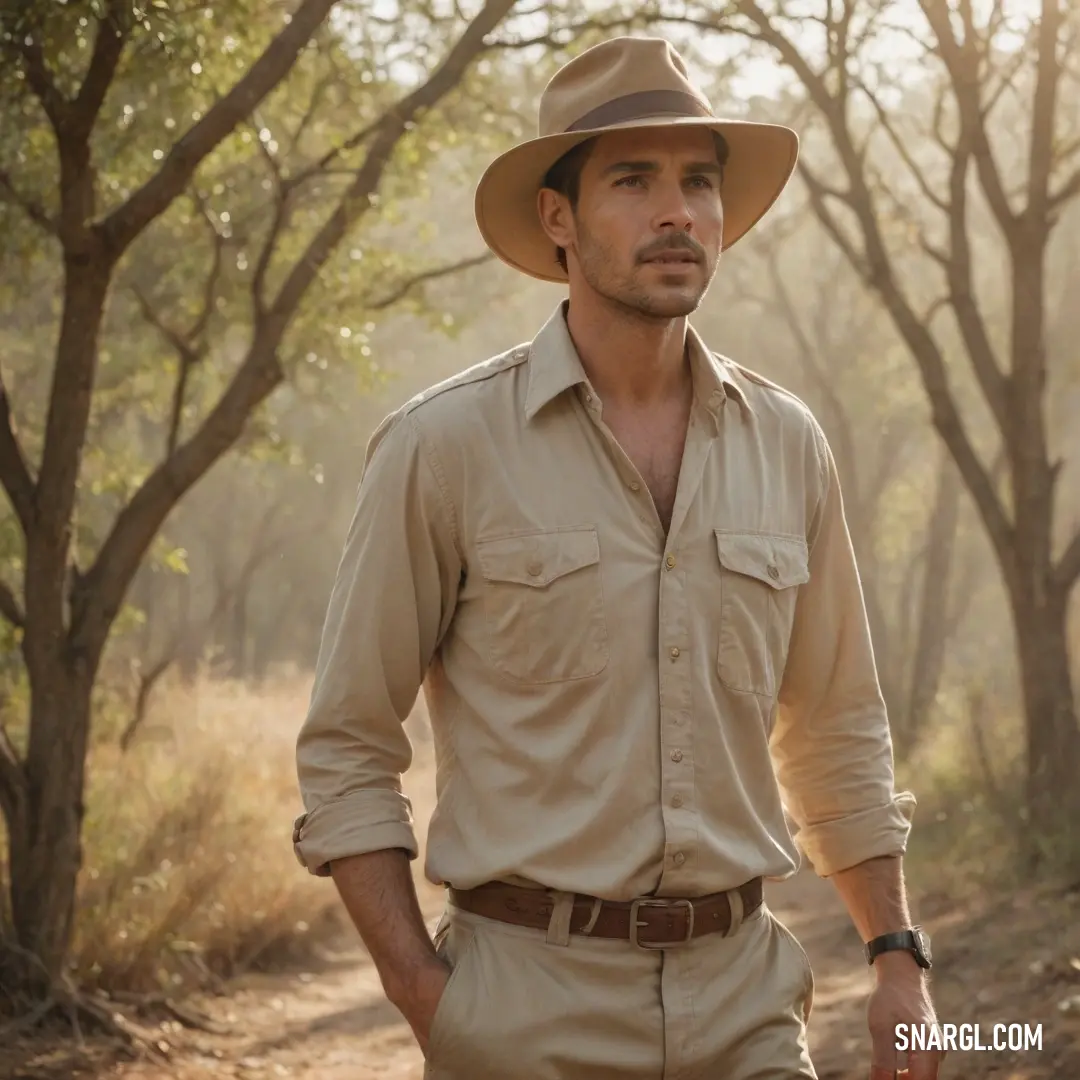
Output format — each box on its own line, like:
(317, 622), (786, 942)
(865, 926), (933, 970)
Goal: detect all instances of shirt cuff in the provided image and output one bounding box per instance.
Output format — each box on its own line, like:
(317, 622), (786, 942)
(793, 790), (917, 877)
(292, 788), (420, 877)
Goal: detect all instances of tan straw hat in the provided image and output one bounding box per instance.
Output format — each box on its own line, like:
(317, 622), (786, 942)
(474, 36), (799, 283)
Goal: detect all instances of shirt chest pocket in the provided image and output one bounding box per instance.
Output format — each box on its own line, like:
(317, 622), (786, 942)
(714, 531), (809, 698)
(475, 526), (609, 684)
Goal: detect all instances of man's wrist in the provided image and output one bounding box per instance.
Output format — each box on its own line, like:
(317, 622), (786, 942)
(871, 948), (926, 981)
(382, 949), (448, 1008)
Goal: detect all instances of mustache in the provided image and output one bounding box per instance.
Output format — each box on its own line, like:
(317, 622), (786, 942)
(639, 235), (706, 262)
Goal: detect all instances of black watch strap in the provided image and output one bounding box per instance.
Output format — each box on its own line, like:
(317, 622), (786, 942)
(865, 926), (932, 969)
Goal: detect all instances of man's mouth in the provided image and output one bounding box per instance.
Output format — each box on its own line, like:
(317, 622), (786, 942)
(646, 252), (699, 264)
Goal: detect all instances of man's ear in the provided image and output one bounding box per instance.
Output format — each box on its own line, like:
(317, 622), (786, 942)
(537, 187), (575, 251)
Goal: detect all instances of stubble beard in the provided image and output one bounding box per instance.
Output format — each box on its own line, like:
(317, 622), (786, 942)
(575, 223), (717, 321)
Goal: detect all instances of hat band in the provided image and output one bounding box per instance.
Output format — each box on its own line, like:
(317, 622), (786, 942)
(565, 89), (713, 133)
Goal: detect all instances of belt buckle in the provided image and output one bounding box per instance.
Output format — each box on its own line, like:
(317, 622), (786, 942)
(628, 897), (695, 950)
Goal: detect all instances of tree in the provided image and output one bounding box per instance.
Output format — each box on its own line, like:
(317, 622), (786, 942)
(726, 223), (969, 756)
(663, 0), (1080, 860)
(0, 0), (519, 997)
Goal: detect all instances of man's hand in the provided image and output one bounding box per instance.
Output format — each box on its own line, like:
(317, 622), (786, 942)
(389, 956), (453, 1058)
(867, 952), (944, 1078)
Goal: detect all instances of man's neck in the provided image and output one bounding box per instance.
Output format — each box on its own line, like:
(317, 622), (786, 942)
(565, 295), (692, 409)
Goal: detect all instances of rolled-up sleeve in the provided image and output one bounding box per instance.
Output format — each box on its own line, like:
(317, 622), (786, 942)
(293, 406), (461, 876)
(771, 420), (916, 877)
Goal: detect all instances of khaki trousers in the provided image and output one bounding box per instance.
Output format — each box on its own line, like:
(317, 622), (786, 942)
(422, 891), (816, 1080)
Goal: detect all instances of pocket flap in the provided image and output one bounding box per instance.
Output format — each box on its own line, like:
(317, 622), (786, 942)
(477, 527), (600, 587)
(714, 531), (809, 590)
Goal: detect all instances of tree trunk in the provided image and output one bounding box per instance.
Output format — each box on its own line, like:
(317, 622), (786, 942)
(1013, 592), (1080, 861)
(228, 585), (248, 680)
(7, 658), (95, 984)
(896, 452), (962, 759)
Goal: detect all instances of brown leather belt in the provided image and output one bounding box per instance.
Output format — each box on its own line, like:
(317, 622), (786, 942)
(448, 877), (763, 949)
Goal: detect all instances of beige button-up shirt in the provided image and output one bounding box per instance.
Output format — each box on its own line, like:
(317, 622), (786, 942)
(293, 302), (915, 900)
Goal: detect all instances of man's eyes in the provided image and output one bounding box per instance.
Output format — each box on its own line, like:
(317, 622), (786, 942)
(613, 175), (715, 188)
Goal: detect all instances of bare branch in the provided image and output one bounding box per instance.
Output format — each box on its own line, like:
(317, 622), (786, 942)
(918, 235), (950, 268)
(364, 252), (494, 310)
(486, 14), (639, 50)
(133, 285), (198, 367)
(853, 75), (947, 212)
(801, 154), (1017, 595)
(0, 167), (57, 234)
(799, 160), (868, 275)
(1054, 527), (1080, 591)
(918, 0), (1018, 237)
(98, 0), (339, 256)
(1049, 165), (1080, 212)
(0, 368), (36, 534)
(1025, 0), (1065, 218)
(0, 578), (24, 629)
(941, 131), (1011, 435)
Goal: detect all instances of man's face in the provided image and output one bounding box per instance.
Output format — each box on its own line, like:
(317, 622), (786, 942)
(546, 127), (724, 319)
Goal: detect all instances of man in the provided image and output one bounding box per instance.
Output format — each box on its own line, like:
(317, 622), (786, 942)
(294, 36), (942, 1080)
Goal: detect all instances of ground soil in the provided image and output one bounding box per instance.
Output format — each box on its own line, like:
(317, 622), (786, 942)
(4, 756), (1080, 1080)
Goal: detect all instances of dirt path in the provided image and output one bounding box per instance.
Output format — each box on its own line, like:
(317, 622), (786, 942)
(9, 868), (1078, 1080)
(5, 748), (1080, 1079)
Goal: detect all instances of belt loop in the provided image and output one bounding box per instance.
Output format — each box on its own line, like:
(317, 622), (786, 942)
(579, 897), (602, 935)
(725, 886), (745, 938)
(545, 890), (574, 947)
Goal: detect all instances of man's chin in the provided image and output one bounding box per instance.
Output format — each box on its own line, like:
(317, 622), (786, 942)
(635, 289), (703, 319)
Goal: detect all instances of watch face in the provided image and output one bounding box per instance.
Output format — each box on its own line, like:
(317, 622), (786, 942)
(914, 927), (932, 965)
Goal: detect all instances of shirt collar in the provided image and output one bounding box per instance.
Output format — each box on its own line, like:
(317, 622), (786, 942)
(523, 301), (750, 424)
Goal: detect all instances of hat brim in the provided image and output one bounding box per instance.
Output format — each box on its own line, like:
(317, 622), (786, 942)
(474, 116), (799, 283)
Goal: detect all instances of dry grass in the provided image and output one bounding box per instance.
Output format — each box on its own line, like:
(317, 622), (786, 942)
(70, 670), (436, 996)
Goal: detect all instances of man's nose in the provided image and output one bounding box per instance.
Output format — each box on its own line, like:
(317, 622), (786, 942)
(650, 179), (695, 233)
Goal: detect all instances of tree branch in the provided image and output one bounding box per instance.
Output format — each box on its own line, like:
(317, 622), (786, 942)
(0, 167), (57, 234)
(70, 346), (286, 664)
(802, 145), (1018, 596)
(1048, 165), (1080, 212)
(0, 368), (36, 534)
(1024, 0), (1064, 219)
(67, 0), (517, 665)
(854, 74), (947, 212)
(70, 1), (131, 143)
(269, 0), (515, 326)
(917, 0), (1018, 238)
(942, 130), (1011, 436)
(364, 252), (494, 310)
(0, 578), (24, 629)
(1053, 527), (1080, 591)
(98, 0), (340, 256)
(18, 36), (68, 131)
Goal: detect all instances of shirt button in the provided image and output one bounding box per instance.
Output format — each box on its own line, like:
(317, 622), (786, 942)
(665, 554), (676, 570)
(527, 559), (543, 577)
(673, 852), (686, 867)
(672, 793), (684, 807)
(670, 749), (683, 763)
(767, 564), (780, 581)
(670, 646), (680, 659)
(629, 480), (641, 492)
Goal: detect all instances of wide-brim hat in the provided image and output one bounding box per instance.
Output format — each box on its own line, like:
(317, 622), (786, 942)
(474, 36), (799, 283)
